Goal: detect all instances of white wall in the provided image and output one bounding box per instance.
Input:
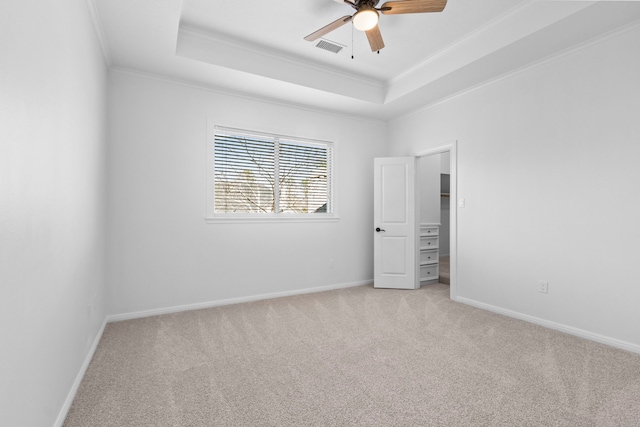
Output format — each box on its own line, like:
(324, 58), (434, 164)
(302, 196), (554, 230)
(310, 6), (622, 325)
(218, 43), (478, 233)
(440, 152), (451, 175)
(417, 155), (441, 224)
(388, 25), (640, 349)
(0, 1), (108, 425)
(106, 72), (387, 316)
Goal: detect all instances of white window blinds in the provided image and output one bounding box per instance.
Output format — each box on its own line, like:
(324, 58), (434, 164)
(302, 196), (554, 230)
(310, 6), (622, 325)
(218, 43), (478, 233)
(213, 126), (333, 215)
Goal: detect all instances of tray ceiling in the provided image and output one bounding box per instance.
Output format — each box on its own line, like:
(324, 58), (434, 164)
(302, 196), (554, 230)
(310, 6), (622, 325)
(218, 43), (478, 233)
(94, 0), (640, 120)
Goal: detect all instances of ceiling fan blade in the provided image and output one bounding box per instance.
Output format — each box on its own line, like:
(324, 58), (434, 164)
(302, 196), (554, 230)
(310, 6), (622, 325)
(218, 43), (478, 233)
(304, 15), (353, 42)
(380, 0), (447, 15)
(365, 25), (385, 52)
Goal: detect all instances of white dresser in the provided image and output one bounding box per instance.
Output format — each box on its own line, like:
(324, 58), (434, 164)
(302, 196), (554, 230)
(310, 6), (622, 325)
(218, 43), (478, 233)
(419, 223), (439, 285)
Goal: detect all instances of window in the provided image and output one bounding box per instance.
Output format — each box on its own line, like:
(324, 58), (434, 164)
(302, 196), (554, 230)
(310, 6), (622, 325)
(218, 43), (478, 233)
(207, 125), (335, 221)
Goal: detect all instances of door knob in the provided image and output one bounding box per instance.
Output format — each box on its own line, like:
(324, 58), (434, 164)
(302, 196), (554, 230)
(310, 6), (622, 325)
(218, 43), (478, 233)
(375, 227), (386, 232)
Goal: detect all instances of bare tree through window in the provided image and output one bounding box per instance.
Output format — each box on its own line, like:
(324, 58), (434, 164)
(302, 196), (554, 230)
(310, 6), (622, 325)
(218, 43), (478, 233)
(213, 128), (332, 215)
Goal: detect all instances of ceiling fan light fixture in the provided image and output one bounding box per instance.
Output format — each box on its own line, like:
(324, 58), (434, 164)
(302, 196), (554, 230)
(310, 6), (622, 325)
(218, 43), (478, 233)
(353, 8), (379, 31)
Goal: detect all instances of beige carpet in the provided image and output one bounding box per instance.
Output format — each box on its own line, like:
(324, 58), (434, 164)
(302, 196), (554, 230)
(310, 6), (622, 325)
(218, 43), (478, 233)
(64, 284), (640, 427)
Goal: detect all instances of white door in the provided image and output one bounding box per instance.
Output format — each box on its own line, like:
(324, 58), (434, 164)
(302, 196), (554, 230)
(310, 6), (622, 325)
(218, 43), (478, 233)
(373, 157), (417, 289)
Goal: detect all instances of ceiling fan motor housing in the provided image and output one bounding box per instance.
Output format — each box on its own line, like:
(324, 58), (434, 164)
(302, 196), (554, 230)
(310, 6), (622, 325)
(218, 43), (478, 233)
(355, 0), (380, 10)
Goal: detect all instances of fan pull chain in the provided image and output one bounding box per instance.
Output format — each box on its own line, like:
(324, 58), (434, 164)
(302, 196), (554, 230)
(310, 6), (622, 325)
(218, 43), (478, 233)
(351, 23), (354, 59)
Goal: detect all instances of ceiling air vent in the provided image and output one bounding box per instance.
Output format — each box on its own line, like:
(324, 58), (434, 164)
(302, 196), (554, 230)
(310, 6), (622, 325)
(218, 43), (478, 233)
(315, 39), (344, 54)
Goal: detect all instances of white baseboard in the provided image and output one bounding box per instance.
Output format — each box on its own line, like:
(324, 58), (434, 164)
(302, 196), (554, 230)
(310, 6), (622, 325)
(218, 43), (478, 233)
(106, 280), (372, 323)
(54, 318), (107, 427)
(456, 296), (640, 355)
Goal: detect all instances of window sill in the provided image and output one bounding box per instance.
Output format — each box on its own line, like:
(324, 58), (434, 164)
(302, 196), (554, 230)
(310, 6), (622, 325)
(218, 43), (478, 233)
(205, 215), (340, 224)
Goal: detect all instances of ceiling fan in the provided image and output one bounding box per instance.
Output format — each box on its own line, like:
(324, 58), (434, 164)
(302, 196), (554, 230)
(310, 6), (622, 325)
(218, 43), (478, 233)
(305, 0), (448, 52)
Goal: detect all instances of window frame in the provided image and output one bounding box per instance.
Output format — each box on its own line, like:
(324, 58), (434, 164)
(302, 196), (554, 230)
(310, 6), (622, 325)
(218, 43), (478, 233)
(206, 122), (339, 223)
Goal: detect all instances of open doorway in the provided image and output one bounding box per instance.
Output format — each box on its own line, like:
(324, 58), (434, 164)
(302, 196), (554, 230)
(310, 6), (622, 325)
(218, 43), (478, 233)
(416, 142), (457, 300)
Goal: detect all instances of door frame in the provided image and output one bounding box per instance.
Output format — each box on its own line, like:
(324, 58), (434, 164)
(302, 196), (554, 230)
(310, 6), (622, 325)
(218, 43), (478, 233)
(415, 140), (458, 301)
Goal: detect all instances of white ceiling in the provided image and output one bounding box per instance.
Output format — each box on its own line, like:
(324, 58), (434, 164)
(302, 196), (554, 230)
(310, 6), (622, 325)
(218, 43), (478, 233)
(94, 0), (640, 120)
(180, 0), (527, 82)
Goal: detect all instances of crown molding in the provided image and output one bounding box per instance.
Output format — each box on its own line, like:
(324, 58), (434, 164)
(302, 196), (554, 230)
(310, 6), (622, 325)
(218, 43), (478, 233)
(384, 0), (596, 104)
(83, 0), (112, 67)
(179, 24), (384, 91)
(390, 17), (640, 123)
(388, 1), (533, 86)
(109, 66), (387, 125)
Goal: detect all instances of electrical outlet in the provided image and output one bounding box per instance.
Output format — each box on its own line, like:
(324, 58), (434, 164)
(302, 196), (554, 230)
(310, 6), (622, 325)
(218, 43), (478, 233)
(539, 280), (549, 294)
(329, 259), (335, 270)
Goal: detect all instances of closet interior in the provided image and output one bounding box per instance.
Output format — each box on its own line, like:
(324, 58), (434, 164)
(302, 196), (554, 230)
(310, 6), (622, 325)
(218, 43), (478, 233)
(417, 153), (450, 286)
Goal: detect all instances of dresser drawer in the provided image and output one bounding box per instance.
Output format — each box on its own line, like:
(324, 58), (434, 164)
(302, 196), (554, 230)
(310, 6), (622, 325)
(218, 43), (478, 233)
(420, 264), (439, 281)
(419, 236), (438, 250)
(420, 226), (439, 237)
(420, 249), (438, 265)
